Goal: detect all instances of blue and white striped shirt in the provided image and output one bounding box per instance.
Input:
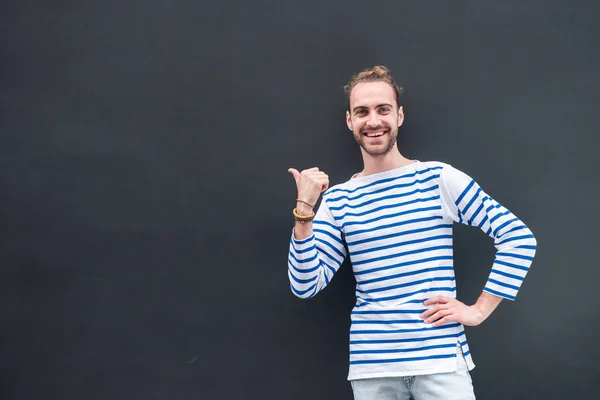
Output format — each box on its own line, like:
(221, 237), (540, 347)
(288, 161), (537, 380)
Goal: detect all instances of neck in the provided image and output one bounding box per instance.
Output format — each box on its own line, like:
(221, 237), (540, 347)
(359, 147), (413, 177)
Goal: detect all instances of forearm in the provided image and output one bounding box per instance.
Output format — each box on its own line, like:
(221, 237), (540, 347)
(473, 291), (503, 323)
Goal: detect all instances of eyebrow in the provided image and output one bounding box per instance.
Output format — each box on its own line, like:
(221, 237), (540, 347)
(352, 103), (394, 113)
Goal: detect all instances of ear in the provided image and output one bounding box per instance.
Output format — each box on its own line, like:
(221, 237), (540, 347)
(346, 110), (353, 131)
(397, 106), (405, 127)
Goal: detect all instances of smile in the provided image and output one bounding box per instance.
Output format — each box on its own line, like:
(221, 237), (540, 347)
(364, 131), (386, 138)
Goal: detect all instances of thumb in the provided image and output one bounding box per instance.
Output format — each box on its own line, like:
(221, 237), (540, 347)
(287, 168), (300, 182)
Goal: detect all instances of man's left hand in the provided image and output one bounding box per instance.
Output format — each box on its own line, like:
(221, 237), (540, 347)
(420, 296), (484, 327)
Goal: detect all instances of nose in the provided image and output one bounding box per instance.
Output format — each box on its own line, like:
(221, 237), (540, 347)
(366, 114), (381, 128)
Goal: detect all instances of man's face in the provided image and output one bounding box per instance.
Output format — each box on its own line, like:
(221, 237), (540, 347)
(346, 81), (404, 158)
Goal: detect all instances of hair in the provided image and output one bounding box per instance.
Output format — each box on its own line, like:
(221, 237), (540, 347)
(344, 65), (404, 110)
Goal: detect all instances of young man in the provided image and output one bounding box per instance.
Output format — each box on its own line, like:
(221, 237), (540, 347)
(287, 66), (537, 400)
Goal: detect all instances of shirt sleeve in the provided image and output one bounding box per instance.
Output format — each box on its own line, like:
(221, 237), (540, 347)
(288, 198), (348, 299)
(439, 165), (537, 300)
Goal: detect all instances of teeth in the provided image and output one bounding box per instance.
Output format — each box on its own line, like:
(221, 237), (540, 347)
(365, 132), (385, 137)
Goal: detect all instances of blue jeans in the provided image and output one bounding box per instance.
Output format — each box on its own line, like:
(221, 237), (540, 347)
(350, 346), (475, 400)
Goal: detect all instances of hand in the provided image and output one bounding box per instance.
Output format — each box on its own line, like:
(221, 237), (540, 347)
(288, 167), (329, 209)
(420, 296), (485, 327)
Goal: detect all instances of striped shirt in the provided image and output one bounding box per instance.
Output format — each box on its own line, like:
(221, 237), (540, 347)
(288, 161), (537, 380)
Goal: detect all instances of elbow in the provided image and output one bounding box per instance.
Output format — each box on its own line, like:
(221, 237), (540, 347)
(288, 269), (320, 299)
(526, 228), (537, 251)
(292, 290), (315, 300)
(294, 292), (315, 300)
(522, 228), (537, 264)
(530, 234), (537, 250)
(290, 284), (317, 299)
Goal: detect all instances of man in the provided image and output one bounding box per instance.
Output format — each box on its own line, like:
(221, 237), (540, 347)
(286, 65), (537, 400)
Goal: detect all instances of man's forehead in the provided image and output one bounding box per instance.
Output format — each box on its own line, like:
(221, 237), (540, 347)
(350, 81), (395, 107)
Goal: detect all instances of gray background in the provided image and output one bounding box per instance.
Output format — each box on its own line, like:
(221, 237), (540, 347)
(1, 0), (598, 398)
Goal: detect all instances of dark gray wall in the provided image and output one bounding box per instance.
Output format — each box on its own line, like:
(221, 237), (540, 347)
(1, 0), (598, 399)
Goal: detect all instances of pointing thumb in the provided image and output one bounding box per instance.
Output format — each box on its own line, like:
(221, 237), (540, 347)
(288, 168), (300, 182)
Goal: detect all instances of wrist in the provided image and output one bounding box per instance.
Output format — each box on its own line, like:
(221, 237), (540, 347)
(472, 292), (503, 324)
(295, 202), (314, 216)
(471, 304), (486, 324)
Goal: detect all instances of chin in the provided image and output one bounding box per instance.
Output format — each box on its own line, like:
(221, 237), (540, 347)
(362, 140), (397, 157)
(362, 146), (390, 158)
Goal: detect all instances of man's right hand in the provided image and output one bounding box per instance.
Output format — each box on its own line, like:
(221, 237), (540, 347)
(288, 167), (329, 215)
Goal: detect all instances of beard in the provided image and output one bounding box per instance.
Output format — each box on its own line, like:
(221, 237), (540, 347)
(353, 124), (398, 158)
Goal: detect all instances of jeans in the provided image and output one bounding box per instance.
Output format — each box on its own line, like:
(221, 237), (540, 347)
(351, 346), (475, 400)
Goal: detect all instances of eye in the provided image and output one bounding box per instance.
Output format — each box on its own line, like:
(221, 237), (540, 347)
(379, 107), (391, 114)
(355, 109), (367, 116)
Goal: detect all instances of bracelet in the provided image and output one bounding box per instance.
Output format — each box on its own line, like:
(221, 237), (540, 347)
(296, 199), (315, 209)
(293, 208), (315, 224)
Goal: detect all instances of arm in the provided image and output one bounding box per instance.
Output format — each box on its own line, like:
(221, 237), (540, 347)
(287, 168), (348, 299)
(422, 165), (537, 326)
